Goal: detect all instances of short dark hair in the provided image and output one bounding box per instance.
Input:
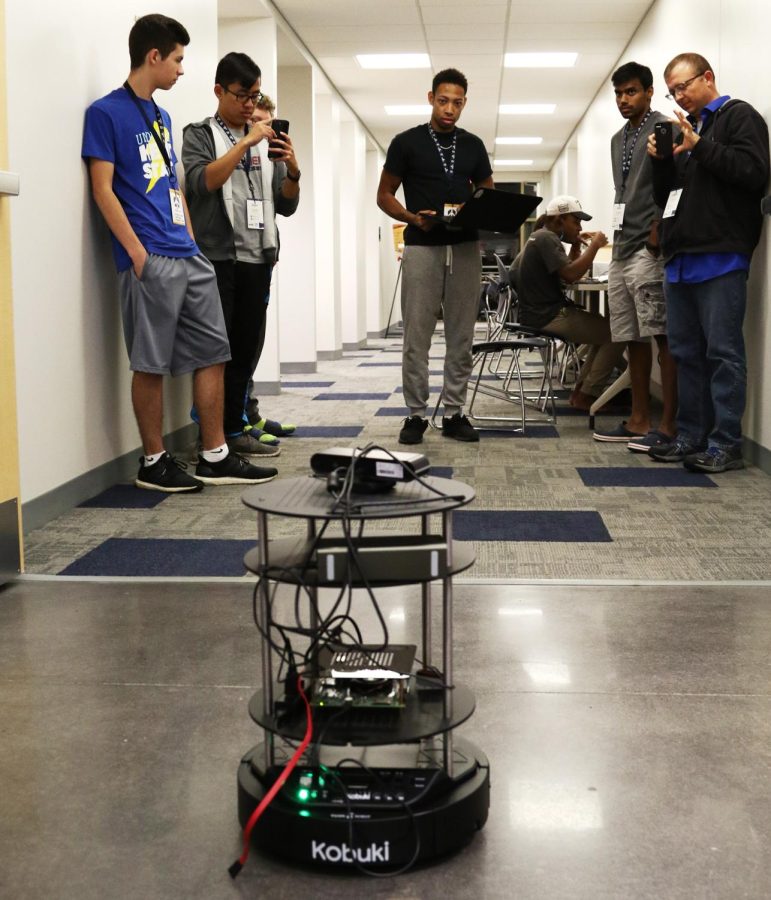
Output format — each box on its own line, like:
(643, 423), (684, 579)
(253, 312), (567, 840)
(215, 52), (261, 90)
(664, 52), (714, 81)
(432, 68), (468, 95)
(612, 61), (653, 91)
(128, 14), (189, 69)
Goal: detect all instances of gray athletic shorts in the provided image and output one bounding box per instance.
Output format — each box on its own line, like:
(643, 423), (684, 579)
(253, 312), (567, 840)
(607, 247), (666, 342)
(118, 253), (231, 376)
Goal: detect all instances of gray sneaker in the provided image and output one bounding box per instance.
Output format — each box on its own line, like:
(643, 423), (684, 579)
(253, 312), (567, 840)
(226, 429), (281, 458)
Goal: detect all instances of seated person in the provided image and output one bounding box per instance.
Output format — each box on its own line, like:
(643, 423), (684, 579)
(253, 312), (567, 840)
(509, 213), (547, 293)
(517, 195), (624, 410)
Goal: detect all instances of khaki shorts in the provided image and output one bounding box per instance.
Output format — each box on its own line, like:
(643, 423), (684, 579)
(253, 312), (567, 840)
(118, 253), (230, 376)
(607, 247), (666, 342)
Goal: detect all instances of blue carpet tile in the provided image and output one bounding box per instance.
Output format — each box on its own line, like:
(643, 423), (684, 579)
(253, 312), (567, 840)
(376, 407), (441, 417)
(476, 426), (560, 438)
(429, 466), (454, 479)
(577, 467), (717, 488)
(59, 538), (255, 577)
(454, 510), (612, 542)
(290, 426), (364, 438)
(394, 386), (443, 394)
(313, 392), (392, 401)
(281, 381), (335, 388)
(78, 485), (169, 509)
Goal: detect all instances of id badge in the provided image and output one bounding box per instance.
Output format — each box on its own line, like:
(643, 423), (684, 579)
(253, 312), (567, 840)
(612, 203), (626, 231)
(663, 189), (683, 219)
(169, 189), (186, 226)
(247, 199), (264, 230)
(443, 203), (462, 219)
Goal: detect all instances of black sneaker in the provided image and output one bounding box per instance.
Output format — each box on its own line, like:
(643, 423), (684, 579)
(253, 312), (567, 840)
(648, 436), (700, 463)
(195, 452), (278, 485)
(136, 453), (203, 493)
(399, 415), (428, 445)
(442, 413), (479, 443)
(683, 446), (744, 473)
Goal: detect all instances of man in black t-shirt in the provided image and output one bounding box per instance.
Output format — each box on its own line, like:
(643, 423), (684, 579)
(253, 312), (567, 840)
(377, 68), (493, 444)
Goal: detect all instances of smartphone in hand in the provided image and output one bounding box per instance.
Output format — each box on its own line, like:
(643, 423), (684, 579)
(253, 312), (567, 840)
(268, 119), (289, 159)
(654, 121), (673, 157)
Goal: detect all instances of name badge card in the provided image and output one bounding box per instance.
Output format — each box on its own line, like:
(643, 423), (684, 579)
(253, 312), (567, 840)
(169, 189), (186, 226)
(612, 203), (626, 231)
(443, 203), (461, 218)
(663, 189), (683, 219)
(247, 199), (265, 230)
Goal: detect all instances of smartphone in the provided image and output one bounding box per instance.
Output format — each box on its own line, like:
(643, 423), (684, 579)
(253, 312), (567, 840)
(654, 121), (673, 157)
(268, 119), (289, 159)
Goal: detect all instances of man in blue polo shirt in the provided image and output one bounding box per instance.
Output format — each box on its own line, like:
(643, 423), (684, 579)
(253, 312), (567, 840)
(82, 14), (277, 491)
(647, 53), (769, 473)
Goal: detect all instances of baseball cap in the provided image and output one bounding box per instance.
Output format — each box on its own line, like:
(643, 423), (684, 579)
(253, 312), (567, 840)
(545, 195), (592, 221)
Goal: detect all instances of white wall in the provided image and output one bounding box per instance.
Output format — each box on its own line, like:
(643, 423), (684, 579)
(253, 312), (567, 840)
(276, 64), (316, 371)
(7, 0), (219, 503)
(549, 0), (771, 454)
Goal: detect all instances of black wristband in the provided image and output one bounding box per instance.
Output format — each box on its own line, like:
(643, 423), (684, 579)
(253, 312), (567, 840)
(286, 170), (301, 182)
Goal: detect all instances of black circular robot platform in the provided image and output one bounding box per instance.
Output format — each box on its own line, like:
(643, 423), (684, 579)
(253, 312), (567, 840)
(237, 737), (490, 870)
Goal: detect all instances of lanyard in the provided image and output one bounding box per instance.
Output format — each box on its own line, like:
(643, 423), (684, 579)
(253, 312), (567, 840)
(620, 109), (652, 186)
(427, 124), (457, 180)
(123, 81), (177, 187)
(214, 114), (258, 199)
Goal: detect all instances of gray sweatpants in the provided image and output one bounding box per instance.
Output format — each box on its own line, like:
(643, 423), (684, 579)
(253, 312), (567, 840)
(401, 241), (481, 416)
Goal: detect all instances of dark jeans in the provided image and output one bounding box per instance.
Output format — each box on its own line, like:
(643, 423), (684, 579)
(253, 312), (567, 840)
(664, 269), (747, 449)
(212, 260), (272, 435)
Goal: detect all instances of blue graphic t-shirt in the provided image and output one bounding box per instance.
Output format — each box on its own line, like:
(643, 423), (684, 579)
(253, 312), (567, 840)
(82, 87), (198, 271)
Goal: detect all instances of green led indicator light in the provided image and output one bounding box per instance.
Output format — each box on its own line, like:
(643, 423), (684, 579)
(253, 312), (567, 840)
(297, 788), (310, 801)
(318, 776), (325, 787)
(299, 810), (311, 818)
(311, 791), (318, 799)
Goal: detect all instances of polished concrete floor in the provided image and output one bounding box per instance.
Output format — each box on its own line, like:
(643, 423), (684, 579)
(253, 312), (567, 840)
(1, 578), (770, 899)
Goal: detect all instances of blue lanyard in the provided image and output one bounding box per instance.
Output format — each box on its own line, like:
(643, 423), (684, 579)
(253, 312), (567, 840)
(214, 114), (258, 199)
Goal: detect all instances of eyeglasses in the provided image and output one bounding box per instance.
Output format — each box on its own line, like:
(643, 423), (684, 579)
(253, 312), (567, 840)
(222, 87), (263, 105)
(665, 72), (704, 101)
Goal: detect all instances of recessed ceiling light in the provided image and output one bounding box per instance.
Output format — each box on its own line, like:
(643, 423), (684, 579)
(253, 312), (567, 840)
(495, 137), (543, 145)
(385, 104), (432, 116)
(357, 53), (431, 69)
(504, 52), (577, 68)
(499, 104), (556, 115)
(494, 159), (534, 166)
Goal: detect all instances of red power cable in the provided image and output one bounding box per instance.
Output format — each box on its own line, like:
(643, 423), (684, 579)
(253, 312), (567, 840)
(229, 675), (313, 878)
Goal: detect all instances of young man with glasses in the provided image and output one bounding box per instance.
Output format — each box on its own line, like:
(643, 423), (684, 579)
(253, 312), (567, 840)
(82, 15), (277, 492)
(594, 61), (677, 450)
(647, 53), (769, 473)
(377, 69), (494, 444)
(182, 53), (300, 459)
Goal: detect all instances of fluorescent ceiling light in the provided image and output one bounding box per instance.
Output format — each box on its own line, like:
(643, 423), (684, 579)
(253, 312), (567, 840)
(385, 104), (432, 116)
(495, 137), (543, 146)
(494, 159), (534, 167)
(505, 52), (577, 68)
(357, 53), (430, 69)
(500, 104), (556, 115)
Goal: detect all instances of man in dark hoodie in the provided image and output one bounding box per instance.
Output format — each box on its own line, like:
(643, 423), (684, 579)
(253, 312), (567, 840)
(647, 53), (769, 473)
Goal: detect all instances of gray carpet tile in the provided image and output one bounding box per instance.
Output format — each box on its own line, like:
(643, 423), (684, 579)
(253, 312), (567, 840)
(22, 326), (771, 580)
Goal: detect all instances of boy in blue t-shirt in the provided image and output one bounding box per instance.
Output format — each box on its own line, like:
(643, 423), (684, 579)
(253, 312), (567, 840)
(82, 14), (276, 492)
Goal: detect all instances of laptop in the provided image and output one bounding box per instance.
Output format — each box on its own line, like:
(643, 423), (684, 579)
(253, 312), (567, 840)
(441, 188), (541, 234)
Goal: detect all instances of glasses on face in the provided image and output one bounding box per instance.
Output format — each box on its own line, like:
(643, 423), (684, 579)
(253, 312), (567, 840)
(222, 87), (263, 105)
(665, 72), (704, 101)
